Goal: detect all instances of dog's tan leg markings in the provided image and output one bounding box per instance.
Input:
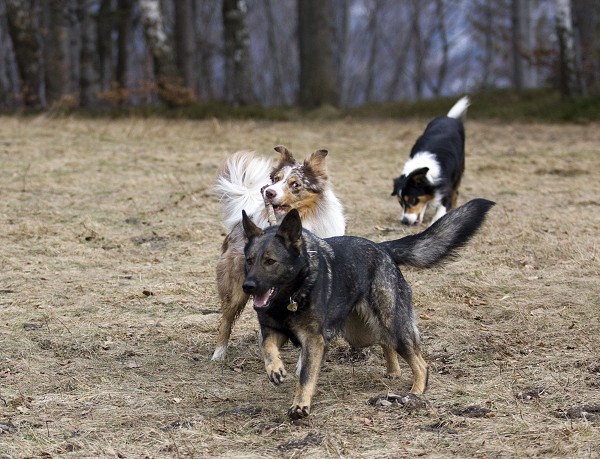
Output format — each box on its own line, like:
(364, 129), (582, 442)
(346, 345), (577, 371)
(262, 329), (288, 385)
(212, 235), (248, 361)
(289, 334), (325, 419)
(405, 346), (429, 394)
(381, 344), (402, 378)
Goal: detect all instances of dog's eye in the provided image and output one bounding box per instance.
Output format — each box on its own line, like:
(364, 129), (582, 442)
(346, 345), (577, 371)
(264, 258), (276, 266)
(290, 181), (301, 189)
(246, 257), (254, 266)
(405, 196), (418, 206)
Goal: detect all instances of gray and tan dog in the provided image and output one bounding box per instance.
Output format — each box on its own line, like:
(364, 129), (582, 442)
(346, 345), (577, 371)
(241, 198), (495, 418)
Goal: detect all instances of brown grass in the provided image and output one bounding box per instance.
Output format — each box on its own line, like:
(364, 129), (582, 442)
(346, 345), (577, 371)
(0, 116), (599, 458)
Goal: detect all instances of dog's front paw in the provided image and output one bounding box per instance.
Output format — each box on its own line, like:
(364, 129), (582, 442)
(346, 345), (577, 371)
(266, 362), (287, 385)
(288, 404), (310, 419)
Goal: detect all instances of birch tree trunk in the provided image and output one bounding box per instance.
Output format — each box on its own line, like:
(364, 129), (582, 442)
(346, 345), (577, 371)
(222, 0), (256, 105)
(554, 0), (581, 97)
(139, 0), (192, 105)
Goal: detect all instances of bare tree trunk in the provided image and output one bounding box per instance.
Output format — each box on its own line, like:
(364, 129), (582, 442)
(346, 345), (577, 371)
(5, 0), (45, 108)
(410, 0), (424, 100)
(480, 2), (494, 89)
(332, 0), (349, 104)
(116, 0), (132, 91)
(263, 0), (285, 104)
(97, 0), (113, 91)
(298, 0), (338, 107)
(365, 0), (382, 103)
(511, 0), (524, 89)
(174, 0), (196, 92)
(44, 0), (73, 105)
(511, 0), (536, 89)
(430, 0), (448, 96)
(139, 0), (192, 105)
(78, 0), (101, 107)
(572, 0), (600, 95)
(196, 3), (218, 101)
(222, 0), (256, 105)
(554, 0), (582, 98)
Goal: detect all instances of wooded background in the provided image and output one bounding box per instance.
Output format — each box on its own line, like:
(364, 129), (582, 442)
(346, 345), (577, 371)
(0, 0), (598, 111)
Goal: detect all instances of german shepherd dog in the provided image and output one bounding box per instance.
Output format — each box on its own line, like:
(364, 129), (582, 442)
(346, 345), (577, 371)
(241, 198), (494, 418)
(212, 146), (345, 361)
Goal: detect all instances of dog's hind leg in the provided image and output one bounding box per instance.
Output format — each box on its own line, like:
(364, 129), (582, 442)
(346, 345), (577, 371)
(212, 244), (248, 361)
(403, 346), (428, 394)
(381, 344), (402, 378)
(212, 296), (246, 361)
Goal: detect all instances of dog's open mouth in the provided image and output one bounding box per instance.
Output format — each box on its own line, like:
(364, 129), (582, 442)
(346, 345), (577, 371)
(272, 204), (290, 214)
(252, 287), (275, 309)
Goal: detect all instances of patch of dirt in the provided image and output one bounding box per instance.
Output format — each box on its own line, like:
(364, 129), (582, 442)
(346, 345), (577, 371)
(368, 393), (433, 413)
(277, 432), (323, 451)
(450, 405), (494, 418)
(554, 405), (600, 422)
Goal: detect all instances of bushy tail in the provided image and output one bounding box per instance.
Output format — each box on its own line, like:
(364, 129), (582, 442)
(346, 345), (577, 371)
(379, 199), (495, 268)
(447, 96), (470, 121)
(215, 151), (273, 231)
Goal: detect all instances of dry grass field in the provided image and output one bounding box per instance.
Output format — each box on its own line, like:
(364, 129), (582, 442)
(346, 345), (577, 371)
(0, 115), (599, 458)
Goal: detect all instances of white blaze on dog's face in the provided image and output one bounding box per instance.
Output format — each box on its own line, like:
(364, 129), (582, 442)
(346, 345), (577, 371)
(399, 193), (432, 225)
(262, 146), (328, 220)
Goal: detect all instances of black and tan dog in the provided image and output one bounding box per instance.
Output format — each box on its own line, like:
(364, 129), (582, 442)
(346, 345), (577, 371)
(241, 198), (494, 418)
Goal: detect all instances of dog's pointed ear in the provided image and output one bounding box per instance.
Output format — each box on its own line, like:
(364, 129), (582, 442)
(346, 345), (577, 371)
(391, 176), (405, 196)
(304, 148), (329, 181)
(307, 148), (328, 166)
(242, 210), (264, 239)
(274, 145), (295, 164)
(407, 167), (429, 184)
(276, 209), (303, 254)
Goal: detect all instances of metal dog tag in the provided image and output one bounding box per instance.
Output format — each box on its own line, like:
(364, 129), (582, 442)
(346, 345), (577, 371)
(287, 299), (298, 312)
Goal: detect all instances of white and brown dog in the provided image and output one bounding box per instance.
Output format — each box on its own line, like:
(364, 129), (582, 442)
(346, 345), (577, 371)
(212, 145), (345, 361)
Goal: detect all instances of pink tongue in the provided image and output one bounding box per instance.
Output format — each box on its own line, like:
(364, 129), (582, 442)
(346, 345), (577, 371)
(253, 291), (271, 308)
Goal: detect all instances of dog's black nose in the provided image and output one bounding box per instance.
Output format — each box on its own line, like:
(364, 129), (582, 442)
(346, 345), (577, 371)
(264, 188), (276, 200)
(242, 280), (256, 294)
(401, 217), (410, 225)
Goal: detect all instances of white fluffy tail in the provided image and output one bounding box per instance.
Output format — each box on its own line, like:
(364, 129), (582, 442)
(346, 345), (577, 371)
(447, 96), (470, 120)
(215, 151), (273, 232)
